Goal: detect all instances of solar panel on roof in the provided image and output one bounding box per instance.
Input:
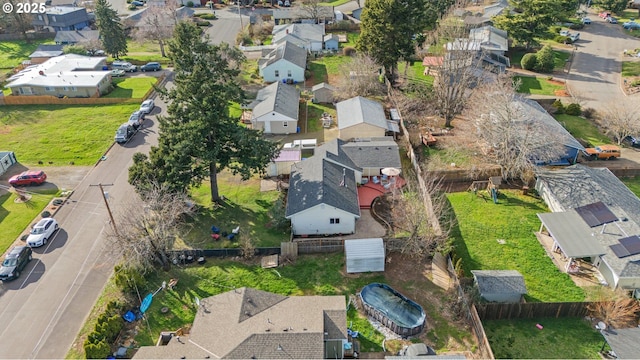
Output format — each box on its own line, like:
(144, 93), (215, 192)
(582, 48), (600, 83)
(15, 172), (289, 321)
(620, 235), (640, 256)
(575, 202), (618, 227)
(610, 244), (631, 258)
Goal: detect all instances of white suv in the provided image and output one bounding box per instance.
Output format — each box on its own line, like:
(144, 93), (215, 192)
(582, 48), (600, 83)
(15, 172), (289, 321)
(112, 61), (138, 72)
(27, 218), (59, 247)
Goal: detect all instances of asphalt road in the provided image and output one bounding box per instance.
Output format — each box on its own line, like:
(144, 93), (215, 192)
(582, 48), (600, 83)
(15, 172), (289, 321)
(0, 76), (171, 359)
(202, 6), (250, 45)
(566, 10), (640, 111)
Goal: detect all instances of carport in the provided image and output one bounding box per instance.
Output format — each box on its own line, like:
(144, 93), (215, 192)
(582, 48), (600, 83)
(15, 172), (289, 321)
(600, 327), (640, 359)
(537, 211), (607, 272)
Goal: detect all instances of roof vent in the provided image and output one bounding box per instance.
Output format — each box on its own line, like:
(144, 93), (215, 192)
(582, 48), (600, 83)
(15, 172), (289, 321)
(265, 328), (271, 332)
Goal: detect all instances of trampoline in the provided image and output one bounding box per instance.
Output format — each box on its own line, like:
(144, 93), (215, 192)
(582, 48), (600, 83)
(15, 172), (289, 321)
(359, 283), (426, 337)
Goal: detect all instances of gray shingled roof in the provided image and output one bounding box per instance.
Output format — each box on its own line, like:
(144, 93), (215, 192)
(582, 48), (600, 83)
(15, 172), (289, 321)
(469, 25), (508, 52)
(30, 44), (64, 58)
(471, 270), (527, 295)
(286, 156), (360, 217)
(337, 96), (388, 131)
(313, 138), (361, 172)
(341, 138), (401, 169)
(260, 41), (308, 71)
(54, 30), (99, 44)
(483, 0), (508, 17)
(253, 82), (300, 121)
(312, 82), (336, 92)
(602, 327), (640, 359)
(515, 98), (584, 151)
(536, 164), (640, 280)
(323, 309), (347, 339)
(272, 23), (324, 45)
(132, 288), (347, 359)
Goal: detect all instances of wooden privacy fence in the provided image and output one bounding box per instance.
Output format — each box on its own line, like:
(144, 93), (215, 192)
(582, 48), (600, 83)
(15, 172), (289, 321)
(1, 95), (141, 105)
(475, 301), (603, 321)
(293, 238), (345, 253)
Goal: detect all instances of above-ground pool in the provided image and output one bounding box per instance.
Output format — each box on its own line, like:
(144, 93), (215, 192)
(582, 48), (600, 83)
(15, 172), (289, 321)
(359, 283), (426, 337)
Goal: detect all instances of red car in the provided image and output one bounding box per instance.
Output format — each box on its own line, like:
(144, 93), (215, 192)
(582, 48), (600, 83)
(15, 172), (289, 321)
(599, 11), (611, 18)
(8, 170), (47, 186)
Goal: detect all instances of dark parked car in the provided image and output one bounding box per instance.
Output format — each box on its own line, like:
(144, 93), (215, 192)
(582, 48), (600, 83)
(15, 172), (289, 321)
(8, 170), (47, 187)
(131, 0), (144, 5)
(140, 62), (162, 72)
(0, 246), (32, 281)
(623, 135), (640, 148)
(115, 123), (137, 143)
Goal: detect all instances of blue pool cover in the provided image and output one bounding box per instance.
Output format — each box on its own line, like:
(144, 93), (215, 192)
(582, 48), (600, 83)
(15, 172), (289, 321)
(360, 283), (425, 328)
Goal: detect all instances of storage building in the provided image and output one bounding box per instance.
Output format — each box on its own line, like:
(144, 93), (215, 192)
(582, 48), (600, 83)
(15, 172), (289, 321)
(345, 238), (385, 273)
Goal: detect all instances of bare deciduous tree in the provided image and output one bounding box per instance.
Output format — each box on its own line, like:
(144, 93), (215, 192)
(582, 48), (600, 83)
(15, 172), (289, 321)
(601, 99), (640, 145)
(470, 77), (568, 182)
(132, 1), (180, 57)
(298, 0), (324, 23)
(335, 54), (385, 100)
(587, 298), (640, 329)
(105, 184), (195, 272)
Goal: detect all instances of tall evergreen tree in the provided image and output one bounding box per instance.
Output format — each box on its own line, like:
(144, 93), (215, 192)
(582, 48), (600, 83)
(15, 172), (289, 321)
(356, 0), (452, 79)
(94, 0), (127, 58)
(129, 22), (279, 202)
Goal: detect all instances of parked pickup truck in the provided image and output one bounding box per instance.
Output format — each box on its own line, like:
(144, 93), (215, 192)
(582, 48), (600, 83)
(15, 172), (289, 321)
(585, 145), (621, 160)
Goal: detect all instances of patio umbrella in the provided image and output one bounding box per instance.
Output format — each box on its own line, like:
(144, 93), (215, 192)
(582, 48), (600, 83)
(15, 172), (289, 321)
(381, 167), (401, 176)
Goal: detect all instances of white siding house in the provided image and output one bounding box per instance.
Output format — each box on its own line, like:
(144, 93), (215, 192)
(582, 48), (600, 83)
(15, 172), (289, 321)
(290, 205), (357, 236)
(259, 41), (307, 83)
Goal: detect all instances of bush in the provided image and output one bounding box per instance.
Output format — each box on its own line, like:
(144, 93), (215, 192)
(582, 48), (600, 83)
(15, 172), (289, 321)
(582, 107), (597, 119)
(520, 53), (537, 70)
(535, 45), (555, 73)
(128, 4), (137, 9)
(186, 0), (194, 6)
(84, 339), (110, 359)
(343, 46), (356, 56)
(566, 103), (582, 116)
(552, 99), (565, 114)
(550, 26), (562, 34)
(196, 20), (211, 26)
(198, 13), (216, 19)
(236, 30), (252, 45)
(554, 35), (572, 44)
(569, 23), (584, 30)
(113, 264), (147, 294)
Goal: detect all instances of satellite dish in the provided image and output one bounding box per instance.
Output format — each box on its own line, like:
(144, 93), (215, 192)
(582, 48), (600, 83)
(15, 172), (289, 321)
(597, 321), (607, 330)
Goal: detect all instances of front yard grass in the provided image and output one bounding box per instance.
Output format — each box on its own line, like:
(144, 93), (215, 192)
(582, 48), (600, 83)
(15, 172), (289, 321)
(0, 40), (52, 69)
(447, 190), (585, 302)
(554, 114), (612, 147)
(104, 76), (156, 98)
(0, 189), (58, 254)
(484, 317), (602, 359)
(514, 76), (565, 95)
(181, 173), (289, 249)
(0, 104), (140, 166)
(508, 49), (570, 71)
(622, 176), (640, 197)
(622, 61), (640, 77)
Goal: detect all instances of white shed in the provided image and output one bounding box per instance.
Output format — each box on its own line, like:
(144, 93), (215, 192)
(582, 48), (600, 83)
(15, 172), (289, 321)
(345, 238), (385, 273)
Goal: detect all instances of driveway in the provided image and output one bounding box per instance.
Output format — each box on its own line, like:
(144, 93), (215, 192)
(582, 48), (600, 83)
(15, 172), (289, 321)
(566, 9), (640, 111)
(202, 7), (250, 45)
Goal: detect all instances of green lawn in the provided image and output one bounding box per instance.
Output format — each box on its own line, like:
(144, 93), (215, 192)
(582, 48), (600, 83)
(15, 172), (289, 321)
(108, 39), (170, 65)
(0, 189), (58, 254)
(0, 104), (140, 166)
(104, 76), (156, 98)
(447, 190), (585, 302)
(484, 317), (602, 359)
(508, 49), (570, 71)
(622, 61), (640, 77)
(131, 254), (386, 350)
(554, 114), (611, 147)
(182, 175), (289, 248)
(0, 40), (52, 69)
(622, 177), (640, 197)
(319, 0), (352, 6)
(309, 55), (353, 83)
(344, 32), (360, 47)
(304, 101), (336, 132)
(514, 76), (564, 95)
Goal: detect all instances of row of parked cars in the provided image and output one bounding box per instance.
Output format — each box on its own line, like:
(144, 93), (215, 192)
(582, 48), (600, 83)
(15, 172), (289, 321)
(110, 61), (163, 77)
(115, 99), (155, 143)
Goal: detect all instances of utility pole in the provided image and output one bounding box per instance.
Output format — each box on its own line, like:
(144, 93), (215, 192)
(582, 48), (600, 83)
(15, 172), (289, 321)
(90, 183), (118, 235)
(238, 0), (244, 30)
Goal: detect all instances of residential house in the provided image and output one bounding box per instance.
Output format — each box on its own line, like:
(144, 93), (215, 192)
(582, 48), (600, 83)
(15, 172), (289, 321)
(5, 54), (110, 98)
(133, 287), (349, 359)
(311, 82), (335, 103)
(324, 34), (340, 51)
(259, 41), (307, 83)
(471, 270), (527, 303)
(272, 23), (324, 52)
(337, 96), (398, 140)
(469, 25), (510, 67)
(286, 154), (361, 236)
(535, 164), (640, 292)
(29, 44), (65, 64)
(286, 137), (401, 236)
(272, 6), (335, 25)
(123, 5), (194, 29)
(483, 0), (509, 18)
(54, 29), (100, 45)
(463, 15), (493, 27)
(249, 82), (300, 134)
(32, 6), (90, 32)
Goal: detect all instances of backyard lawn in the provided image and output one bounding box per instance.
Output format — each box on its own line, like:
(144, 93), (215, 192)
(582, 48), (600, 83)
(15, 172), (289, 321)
(514, 76), (565, 95)
(0, 40), (52, 69)
(104, 76), (156, 98)
(554, 114), (611, 147)
(0, 104), (140, 166)
(622, 177), (640, 197)
(447, 190), (585, 302)
(308, 55), (352, 84)
(303, 101), (336, 132)
(0, 189), (58, 254)
(182, 173), (289, 248)
(484, 317), (602, 359)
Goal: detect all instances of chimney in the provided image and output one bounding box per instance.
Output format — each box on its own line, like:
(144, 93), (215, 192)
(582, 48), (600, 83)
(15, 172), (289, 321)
(39, 70), (45, 76)
(286, 29), (289, 34)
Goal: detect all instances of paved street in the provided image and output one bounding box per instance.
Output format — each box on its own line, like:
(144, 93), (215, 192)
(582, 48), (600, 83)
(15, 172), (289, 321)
(566, 9), (640, 111)
(202, 6), (249, 45)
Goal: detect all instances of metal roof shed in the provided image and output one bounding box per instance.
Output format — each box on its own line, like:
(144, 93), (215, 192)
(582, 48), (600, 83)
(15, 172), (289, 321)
(345, 238), (385, 273)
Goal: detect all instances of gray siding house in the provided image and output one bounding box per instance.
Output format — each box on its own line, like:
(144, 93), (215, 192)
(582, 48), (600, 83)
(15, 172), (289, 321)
(249, 82), (300, 134)
(32, 7), (90, 32)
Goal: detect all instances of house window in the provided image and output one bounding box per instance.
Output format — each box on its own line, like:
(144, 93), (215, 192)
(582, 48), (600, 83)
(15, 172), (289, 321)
(330, 218), (340, 224)
(287, 70), (292, 77)
(283, 121), (288, 127)
(52, 16), (56, 22)
(274, 70), (279, 77)
(45, 87), (55, 92)
(71, 86), (77, 91)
